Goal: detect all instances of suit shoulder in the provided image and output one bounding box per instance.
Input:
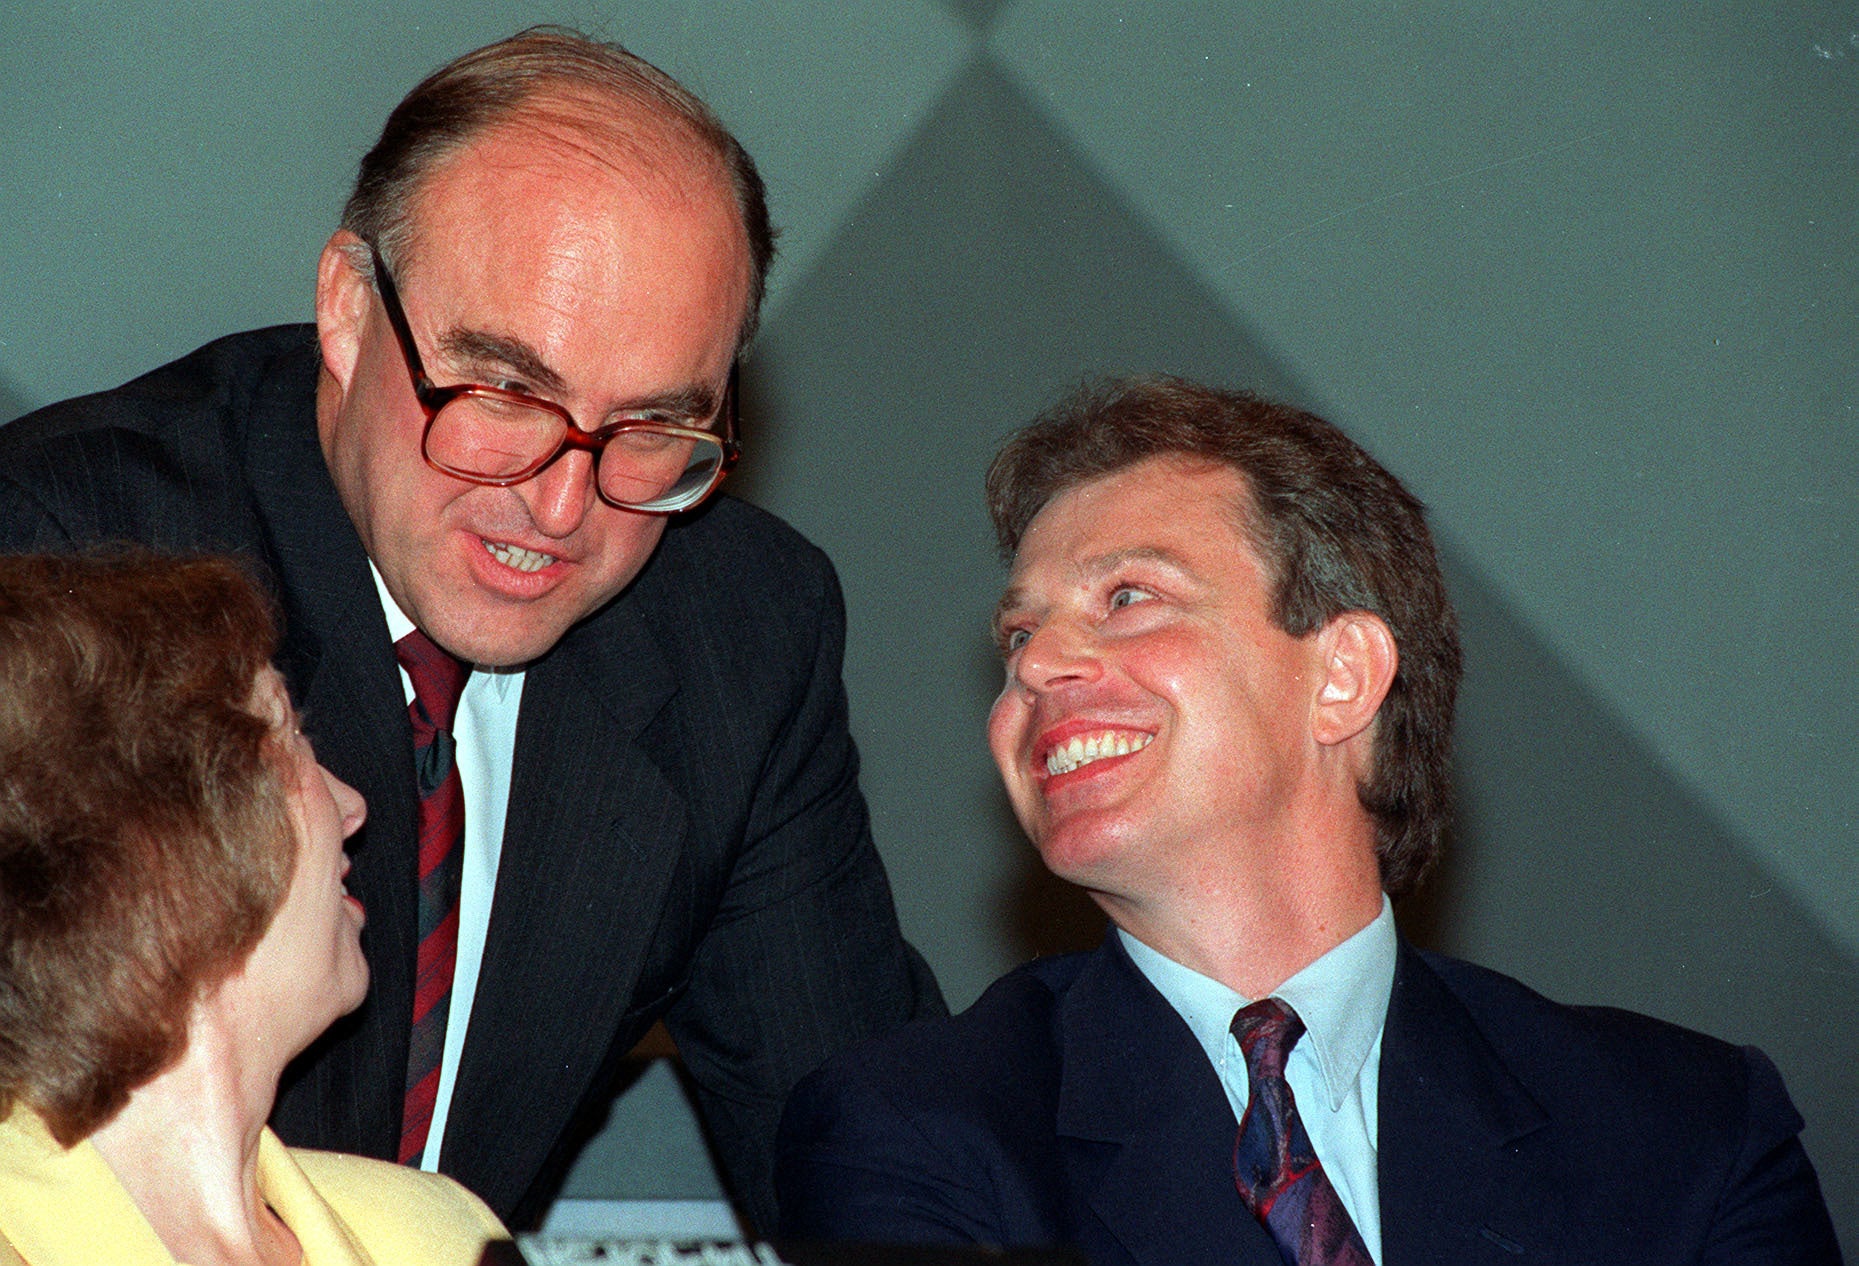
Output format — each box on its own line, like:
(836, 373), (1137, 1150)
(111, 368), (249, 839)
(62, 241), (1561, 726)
(1403, 950), (1838, 1257)
(1421, 950), (1747, 1061)
(627, 495), (846, 671)
(0, 327), (318, 550)
(777, 955), (1089, 1242)
(1415, 950), (1792, 1124)
(652, 495), (835, 596)
(2, 326), (316, 451)
(288, 1148), (507, 1262)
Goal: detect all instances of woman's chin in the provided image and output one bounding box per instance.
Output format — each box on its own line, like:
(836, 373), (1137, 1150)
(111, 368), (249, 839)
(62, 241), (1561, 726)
(338, 958), (371, 1017)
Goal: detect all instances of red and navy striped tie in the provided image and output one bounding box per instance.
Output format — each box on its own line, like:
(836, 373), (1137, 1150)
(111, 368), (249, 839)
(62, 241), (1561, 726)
(1232, 998), (1374, 1265)
(395, 629), (470, 1166)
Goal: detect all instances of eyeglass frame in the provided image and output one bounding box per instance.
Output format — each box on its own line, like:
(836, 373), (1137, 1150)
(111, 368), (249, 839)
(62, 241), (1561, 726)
(366, 242), (741, 514)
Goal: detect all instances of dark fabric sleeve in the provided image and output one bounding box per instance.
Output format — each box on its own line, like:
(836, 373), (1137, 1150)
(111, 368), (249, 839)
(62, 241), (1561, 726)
(661, 549), (945, 1235)
(1700, 1045), (1843, 1265)
(776, 1063), (999, 1248)
(0, 416), (121, 550)
(0, 471), (75, 550)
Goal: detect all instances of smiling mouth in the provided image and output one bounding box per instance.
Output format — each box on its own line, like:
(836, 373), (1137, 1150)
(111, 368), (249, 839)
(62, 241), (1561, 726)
(483, 540), (557, 573)
(1045, 730), (1153, 776)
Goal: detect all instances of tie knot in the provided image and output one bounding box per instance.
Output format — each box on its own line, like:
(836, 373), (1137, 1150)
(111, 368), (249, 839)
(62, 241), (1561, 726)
(1231, 996), (1305, 1080)
(396, 630), (469, 731)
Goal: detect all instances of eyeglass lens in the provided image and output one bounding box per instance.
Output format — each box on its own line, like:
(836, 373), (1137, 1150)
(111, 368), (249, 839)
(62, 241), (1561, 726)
(424, 394), (724, 511)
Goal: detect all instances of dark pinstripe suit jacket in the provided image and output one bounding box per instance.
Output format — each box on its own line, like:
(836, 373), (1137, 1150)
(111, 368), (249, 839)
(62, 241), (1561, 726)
(778, 933), (1840, 1264)
(0, 325), (943, 1230)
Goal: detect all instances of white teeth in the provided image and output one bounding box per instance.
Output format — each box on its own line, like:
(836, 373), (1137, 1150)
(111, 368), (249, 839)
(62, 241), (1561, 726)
(1046, 730), (1151, 776)
(484, 540), (556, 573)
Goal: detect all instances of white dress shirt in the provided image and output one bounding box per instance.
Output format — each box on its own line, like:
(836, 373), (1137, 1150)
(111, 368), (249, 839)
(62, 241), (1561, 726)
(1119, 896), (1396, 1264)
(370, 566), (524, 1172)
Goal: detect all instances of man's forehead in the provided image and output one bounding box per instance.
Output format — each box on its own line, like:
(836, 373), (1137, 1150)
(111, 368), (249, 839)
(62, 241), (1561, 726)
(1004, 542), (1188, 590)
(998, 458), (1263, 601)
(384, 105), (752, 383)
(1020, 458), (1253, 550)
(397, 95), (741, 273)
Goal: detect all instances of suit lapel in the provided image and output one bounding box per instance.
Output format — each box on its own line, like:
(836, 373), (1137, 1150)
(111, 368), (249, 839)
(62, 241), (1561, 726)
(231, 336), (692, 1197)
(441, 596), (685, 1210)
(1056, 937), (1281, 1266)
(1378, 941), (1556, 1264)
(243, 361), (418, 1161)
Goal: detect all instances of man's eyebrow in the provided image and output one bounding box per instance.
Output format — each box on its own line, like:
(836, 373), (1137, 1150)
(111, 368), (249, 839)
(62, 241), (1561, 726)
(623, 383), (723, 420)
(438, 328), (567, 395)
(1082, 545), (1195, 580)
(991, 586), (1028, 641)
(434, 328), (722, 419)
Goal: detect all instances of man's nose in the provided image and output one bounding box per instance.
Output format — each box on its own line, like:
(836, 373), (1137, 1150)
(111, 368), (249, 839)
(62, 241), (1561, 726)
(517, 448), (598, 538)
(1011, 619), (1103, 694)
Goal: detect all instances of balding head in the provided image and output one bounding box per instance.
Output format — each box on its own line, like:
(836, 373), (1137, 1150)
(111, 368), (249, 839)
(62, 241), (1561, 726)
(338, 26), (775, 348)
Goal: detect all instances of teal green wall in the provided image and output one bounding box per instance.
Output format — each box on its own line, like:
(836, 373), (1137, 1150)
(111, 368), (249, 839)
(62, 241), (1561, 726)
(5, 1), (1853, 1243)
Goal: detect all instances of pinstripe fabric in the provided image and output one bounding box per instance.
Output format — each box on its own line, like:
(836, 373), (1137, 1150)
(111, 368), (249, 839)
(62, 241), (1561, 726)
(0, 327), (946, 1228)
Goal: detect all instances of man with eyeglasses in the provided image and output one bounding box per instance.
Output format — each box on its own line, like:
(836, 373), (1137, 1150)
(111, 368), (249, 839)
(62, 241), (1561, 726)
(0, 29), (942, 1232)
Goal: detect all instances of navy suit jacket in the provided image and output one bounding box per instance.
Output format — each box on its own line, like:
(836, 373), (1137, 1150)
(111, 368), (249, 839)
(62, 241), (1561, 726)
(0, 326), (944, 1229)
(777, 932), (1840, 1264)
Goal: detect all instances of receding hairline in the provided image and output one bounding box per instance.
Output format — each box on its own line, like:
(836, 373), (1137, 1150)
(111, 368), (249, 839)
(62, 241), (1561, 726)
(391, 86), (747, 275)
(339, 27), (776, 350)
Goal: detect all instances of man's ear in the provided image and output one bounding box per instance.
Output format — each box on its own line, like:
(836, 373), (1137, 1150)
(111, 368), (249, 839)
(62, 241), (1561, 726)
(1310, 611), (1398, 749)
(315, 229), (373, 394)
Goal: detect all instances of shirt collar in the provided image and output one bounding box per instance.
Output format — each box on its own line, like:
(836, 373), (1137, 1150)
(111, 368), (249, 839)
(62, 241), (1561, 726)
(369, 563), (520, 697)
(1119, 894), (1396, 1112)
(369, 560), (416, 645)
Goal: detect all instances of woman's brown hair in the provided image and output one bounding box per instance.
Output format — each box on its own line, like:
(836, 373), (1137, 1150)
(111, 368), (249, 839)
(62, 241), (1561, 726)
(0, 552), (296, 1144)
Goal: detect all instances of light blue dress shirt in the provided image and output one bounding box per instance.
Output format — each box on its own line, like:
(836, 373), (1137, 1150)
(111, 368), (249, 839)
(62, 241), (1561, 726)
(371, 566), (524, 1172)
(1119, 896), (1396, 1264)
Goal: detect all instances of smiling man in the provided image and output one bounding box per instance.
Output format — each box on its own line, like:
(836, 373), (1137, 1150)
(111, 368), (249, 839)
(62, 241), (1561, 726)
(776, 377), (1837, 1264)
(0, 30), (940, 1231)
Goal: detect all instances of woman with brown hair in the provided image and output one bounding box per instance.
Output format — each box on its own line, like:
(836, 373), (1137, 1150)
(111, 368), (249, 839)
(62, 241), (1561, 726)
(0, 552), (505, 1265)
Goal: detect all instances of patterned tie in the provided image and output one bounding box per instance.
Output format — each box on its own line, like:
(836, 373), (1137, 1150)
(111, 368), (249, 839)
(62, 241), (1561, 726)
(1231, 998), (1375, 1266)
(394, 629), (470, 1165)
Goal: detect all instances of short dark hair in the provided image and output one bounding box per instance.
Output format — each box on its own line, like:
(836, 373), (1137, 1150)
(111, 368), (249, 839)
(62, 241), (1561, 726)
(0, 552), (295, 1144)
(340, 25), (776, 346)
(986, 376), (1461, 894)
